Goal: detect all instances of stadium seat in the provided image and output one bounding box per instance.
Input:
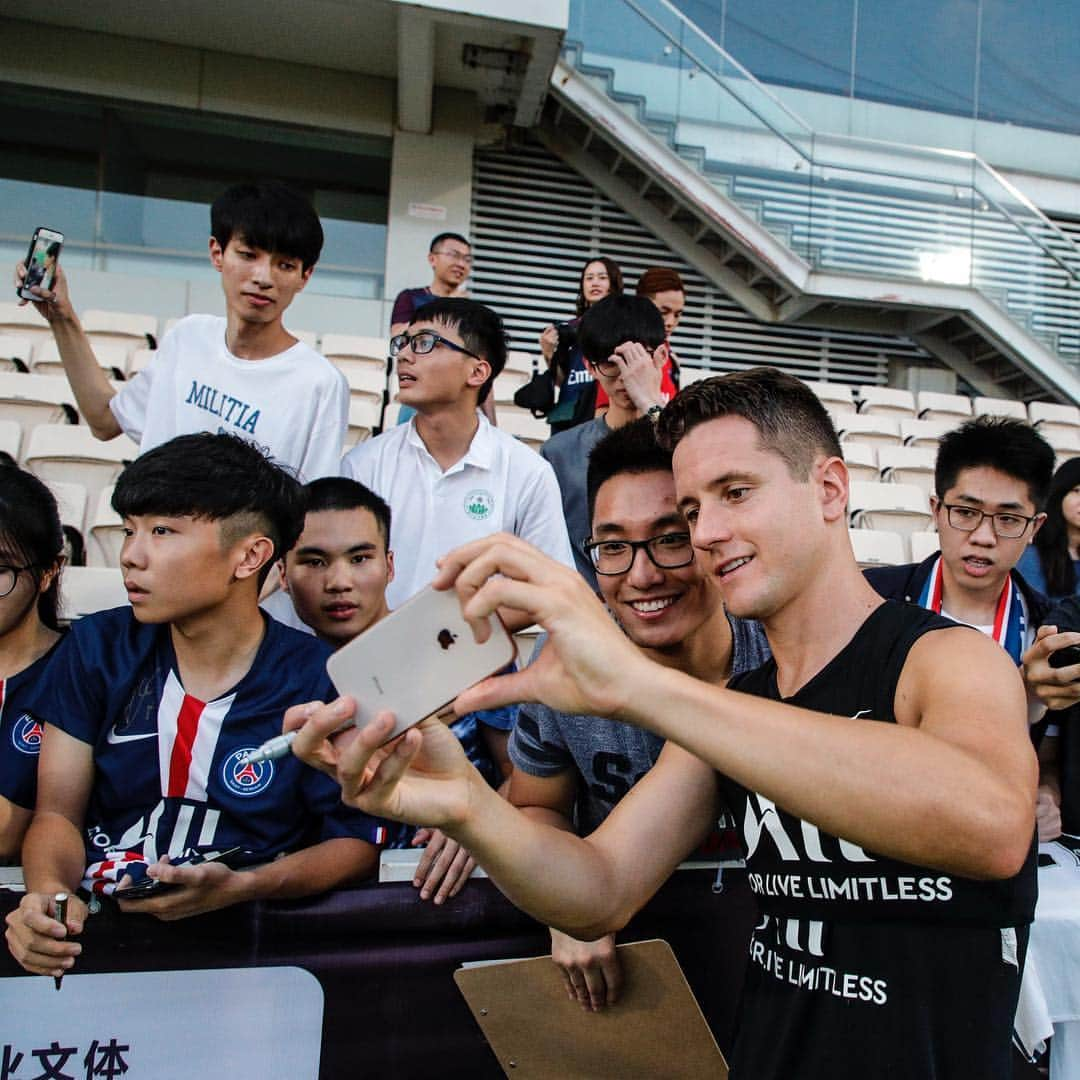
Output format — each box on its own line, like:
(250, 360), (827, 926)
(1029, 402), (1080, 443)
(0, 334), (33, 372)
(285, 327), (319, 350)
(678, 366), (711, 389)
(808, 381), (855, 413)
(88, 485), (125, 568)
(345, 398), (381, 447)
(916, 391), (972, 423)
(909, 531), (940, 563)
(504, 350), (539, 376)
(81, 310), (158, 351)
(833, 413), (901, 449)
(23, 426), (137, 539)
(856, 386), (916, 418)
(0, 302), (53, 345)
(1039, 426), (1080, 457)
(342, 367), (387, 408)
(44, 478), (88, 532)
(493, 369), (531, 405)
(849, 528), (905, 569)
(0, 420), (21, 462)
(876, 445), (937, 497)
(848, 481), (932, 538)
(127, 348), (155, 377)
(496, 408), (548, 452)
(842, 442), (878, 482)
(972, 397), (1027, 421)
(899, 418), (955, 448)
(32, 339), (129, 379)
(0, 372), (78, 433)
(381, 401), (401, 429)
(60, 566), (128, 622)
(321, 334), (389, 378)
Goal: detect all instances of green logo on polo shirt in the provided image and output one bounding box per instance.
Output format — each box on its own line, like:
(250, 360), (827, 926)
(465, 489), (494, 520)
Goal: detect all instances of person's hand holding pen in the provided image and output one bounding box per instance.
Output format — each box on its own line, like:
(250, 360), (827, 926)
(5, 890), (87, 979)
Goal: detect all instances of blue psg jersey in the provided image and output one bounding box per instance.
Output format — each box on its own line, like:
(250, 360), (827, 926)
(0, 641), (62, 810)
(31, 608), (387, 892)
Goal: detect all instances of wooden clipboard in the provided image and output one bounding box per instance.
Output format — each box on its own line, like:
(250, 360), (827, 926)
(454, 939), (728, 1078)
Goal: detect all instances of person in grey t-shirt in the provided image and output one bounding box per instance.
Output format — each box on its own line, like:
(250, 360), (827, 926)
(508, 418), (770, 1011)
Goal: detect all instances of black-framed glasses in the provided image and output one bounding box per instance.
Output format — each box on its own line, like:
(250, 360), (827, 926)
(432, 247), (473, 265)
(0, 564), (34, 598)
(940, 503), (1041, 539)
(583, 532), (694, 576)
(389, 330), (480, 361)
(590, 342), (659, 378)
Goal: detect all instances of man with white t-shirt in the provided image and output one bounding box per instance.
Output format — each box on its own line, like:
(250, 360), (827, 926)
(15, 181), (348, 481)
(341, 297), (573, 613)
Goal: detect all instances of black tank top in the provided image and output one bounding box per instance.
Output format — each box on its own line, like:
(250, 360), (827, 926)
(722, 600), (1035, 1080)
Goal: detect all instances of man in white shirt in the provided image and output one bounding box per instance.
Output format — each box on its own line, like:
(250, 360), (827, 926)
(341, 297), (573, 612)
(15, 180), (348, 481)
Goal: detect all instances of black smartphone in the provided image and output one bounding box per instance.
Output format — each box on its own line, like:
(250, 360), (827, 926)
(114, 846), (251, 900)
(17, 226), (64, 301)
(1047, 644), (1080, 670)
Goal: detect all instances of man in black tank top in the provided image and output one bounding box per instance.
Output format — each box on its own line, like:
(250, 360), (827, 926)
(288, 368), (1038, 1080)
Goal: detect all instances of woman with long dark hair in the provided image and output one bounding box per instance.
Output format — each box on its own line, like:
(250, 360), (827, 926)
(0, 462), (65, 858)
(538, 256), (623, 433)
(1018, 456), (1080, 601)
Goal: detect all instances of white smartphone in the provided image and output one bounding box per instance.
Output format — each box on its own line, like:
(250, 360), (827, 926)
(326, 585), (517, 744)
(18, 226), (64, 300)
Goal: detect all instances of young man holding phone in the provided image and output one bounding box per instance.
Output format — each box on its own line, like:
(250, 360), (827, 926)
(15, 181), (348, 481)
(5, 434), (383, 980)
(290, 369), (1037, 1079)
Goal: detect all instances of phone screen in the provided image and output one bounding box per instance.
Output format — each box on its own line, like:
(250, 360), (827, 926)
(20, 228), (63, 299)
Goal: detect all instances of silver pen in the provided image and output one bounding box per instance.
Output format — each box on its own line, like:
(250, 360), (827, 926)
(53, 892), (68, 991)
(240, 731), (297, 765)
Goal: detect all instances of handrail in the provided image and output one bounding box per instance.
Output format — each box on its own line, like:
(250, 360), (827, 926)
(584, 0), (1080, 286)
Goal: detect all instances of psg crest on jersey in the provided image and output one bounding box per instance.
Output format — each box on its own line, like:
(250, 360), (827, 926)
(222, 748), (274, 796)
(12, 713), (43, 756)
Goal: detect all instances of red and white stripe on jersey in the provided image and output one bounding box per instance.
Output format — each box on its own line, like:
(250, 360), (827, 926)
(0, 678), (6, 722)
(156, 671), (236, 801)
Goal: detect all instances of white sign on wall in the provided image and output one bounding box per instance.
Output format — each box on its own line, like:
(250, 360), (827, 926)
(0, 967), (323, 1078)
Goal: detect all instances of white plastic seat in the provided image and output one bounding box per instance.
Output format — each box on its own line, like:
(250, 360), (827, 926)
(504, 350), (539, 376)
(496, 408), (548, 452)
(834, 414), (901, 449)
(916, 391), (972, 423)
(23, 426), (137, 539)
(32, 339), (130, 379)
(678, 366), (712, 389)
(88, 484), (125, 568)
(493, 369), (531, 405)
(0, 334), (33, 372)
(1040, 427), (1080, 457)
(848, 481), (932, 538)
(849, 528), (906, 569)
(284, 327), (318, 350)
(909, 530), (940, 563)
(1029, 402), (1080, 443)
(857, 386), (916, 418)
(0, 420), (21, 463)
(0, 372), (78, 433)
(972, 397), (1027, 421)
(127, 348), (155, 376)
(42, 479), (87, 534)
(81, 310), (158, 350)
(60, 566), (129, 622)
(322, 334), (389, 380)
(0, 302), (53, 345)
(899, 418), (955, 448)
(345, 398), (381, 448)
(381, 402), (401, 429)
(808, 381), (855, 413)
(343, 367), (387, 408)
(842, 442), (878, 482)
(876, 445), (937, 497)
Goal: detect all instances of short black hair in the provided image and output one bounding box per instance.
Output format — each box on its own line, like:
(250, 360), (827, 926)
(112, 433), (304, 586)
(657, 367), (841, 478)
(935, 416), (1054, 508)
(408, 297), (508, 404)
(300, 477), (392, 551)
(586, 417), (674, 525)
(211, 180), (324, 272)
(0, 462), (65, 630)
(578, 294), (666, 367)
(429, 232), (470, 252)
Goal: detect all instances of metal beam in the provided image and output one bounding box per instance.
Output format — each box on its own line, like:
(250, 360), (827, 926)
(397, 6), (434, 134)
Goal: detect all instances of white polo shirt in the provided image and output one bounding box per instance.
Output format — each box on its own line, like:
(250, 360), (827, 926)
(341, 413), (573, 609)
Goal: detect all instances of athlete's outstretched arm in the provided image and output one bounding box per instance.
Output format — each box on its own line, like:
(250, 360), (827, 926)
(437, 535), (1036, 881)
(287, 702), (717, 939)
(6, 725), (94, 976)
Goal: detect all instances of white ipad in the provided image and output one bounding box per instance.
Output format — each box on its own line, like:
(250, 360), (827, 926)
(325, 585), (517, 744)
